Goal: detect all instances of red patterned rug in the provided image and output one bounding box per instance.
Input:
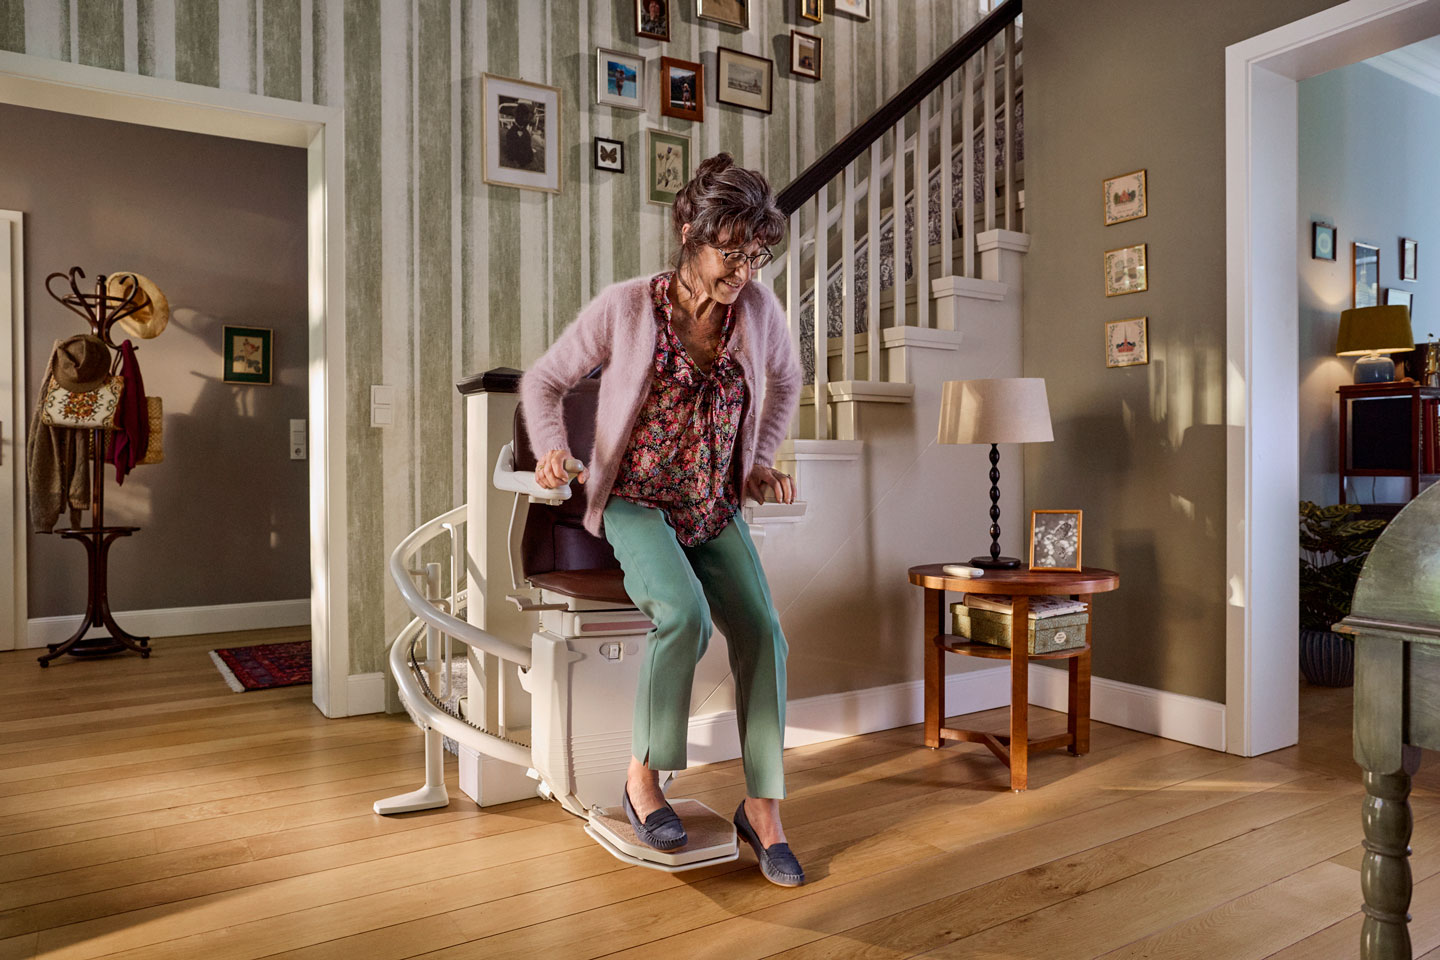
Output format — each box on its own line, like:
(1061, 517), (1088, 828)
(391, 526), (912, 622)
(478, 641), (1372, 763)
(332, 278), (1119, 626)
(209, 641), (311, 692)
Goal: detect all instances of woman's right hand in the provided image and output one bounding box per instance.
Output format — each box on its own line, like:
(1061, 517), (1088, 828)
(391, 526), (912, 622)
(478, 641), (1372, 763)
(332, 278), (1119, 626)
(535, 449), (588, 489)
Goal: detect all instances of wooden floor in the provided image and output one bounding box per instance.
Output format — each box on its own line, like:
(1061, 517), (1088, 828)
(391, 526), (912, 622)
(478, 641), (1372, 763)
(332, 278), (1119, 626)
(2, 631), (1439, 960)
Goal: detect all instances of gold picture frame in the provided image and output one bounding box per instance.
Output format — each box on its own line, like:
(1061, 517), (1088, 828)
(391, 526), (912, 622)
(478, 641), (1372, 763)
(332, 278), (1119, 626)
(1105, 317), (1149, 368)
(1103, 169), (1146, 225)
(1104, 243), (1147, 297)
(799, 0), (822, 22)
(697, 0), (748, 29)
(1029, 510), (1083, 572)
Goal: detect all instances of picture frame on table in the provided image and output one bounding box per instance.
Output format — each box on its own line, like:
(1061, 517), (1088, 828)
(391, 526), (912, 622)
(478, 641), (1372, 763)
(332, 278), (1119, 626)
(636, 0), (671, 41)
(1402, 237), (1419, 281)
(1385, 287), (1413, 312)
(834, 0), (870, 20)
(697, 0), (748, 29)
(647, 128), (692, 205)
(1312, 221), (1336, 261)
(660, 56), (704, 122)
(596, 48), (645, 111)
(716, 47), (773, 113)
(1105, 317), (1149, 368)
(790, 30), (821, 80)
(800, 0), (822, 23)
(223, 326), (272, 385)
(1103, 169), (1146, 226)
(1103, 243), (1147, 297)
(1030, 510), (1083, 573)
(593, 136), (625, 173)
(482, 73), (562, 194)
(1354, 241), (1380, 308)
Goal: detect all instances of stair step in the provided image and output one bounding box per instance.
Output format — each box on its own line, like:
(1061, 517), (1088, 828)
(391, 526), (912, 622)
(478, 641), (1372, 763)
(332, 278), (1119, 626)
(777, 439), (864, 461)
(800, 380), (917, 404)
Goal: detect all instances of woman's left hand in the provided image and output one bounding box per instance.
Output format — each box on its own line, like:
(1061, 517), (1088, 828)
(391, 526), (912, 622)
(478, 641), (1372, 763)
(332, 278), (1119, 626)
(746, 464), (796, 504)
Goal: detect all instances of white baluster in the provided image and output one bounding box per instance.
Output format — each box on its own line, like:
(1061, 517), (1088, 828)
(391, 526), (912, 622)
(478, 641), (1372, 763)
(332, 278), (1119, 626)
(868, 138), (882, 382)
(914, 94), (931, 330)
(813, 193), (829, 439)
(1003, 22), (1017, 232)
(962, 53), (976, 279)
(983, 38), (996, 233)
(842, 160), (856, 383)
(892, 118), (907, 330)
(786, 209), (802, 442)
(940, 73), (954, 281)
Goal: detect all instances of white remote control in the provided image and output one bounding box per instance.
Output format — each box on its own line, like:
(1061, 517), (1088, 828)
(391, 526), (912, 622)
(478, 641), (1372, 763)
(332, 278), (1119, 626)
(942, 563), (985, 578)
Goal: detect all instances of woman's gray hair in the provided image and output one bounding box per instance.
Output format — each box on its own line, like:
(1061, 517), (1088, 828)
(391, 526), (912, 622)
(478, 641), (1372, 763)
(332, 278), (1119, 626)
(671, 153), (786, 286)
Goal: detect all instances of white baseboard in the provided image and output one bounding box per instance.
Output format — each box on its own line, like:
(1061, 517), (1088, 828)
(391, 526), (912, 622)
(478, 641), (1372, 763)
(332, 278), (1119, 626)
(25, 598), (311, 649)
(347, 672), (387, 716)
(685, 663), (1226, 765)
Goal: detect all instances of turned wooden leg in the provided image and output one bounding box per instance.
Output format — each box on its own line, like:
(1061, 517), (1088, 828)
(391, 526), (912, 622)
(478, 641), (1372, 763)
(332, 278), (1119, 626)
(1010, 595), (1029, 791)
(924, 587), (945, 748)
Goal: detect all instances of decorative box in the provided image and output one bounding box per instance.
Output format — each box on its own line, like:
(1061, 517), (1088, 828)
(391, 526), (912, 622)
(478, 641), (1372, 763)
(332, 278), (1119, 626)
(950, 601), (1088, 655)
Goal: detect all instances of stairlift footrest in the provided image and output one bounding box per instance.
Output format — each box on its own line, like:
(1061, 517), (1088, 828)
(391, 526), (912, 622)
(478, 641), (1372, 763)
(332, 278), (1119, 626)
(585, 799), (739, 871)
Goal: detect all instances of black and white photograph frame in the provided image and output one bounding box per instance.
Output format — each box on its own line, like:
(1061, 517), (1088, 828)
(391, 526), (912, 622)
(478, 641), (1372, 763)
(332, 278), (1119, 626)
(1102, 169), (1146, 226)
(1105, 317), (1149, 368)
(716, 47), (773, 113)
(1354, 241), (1380, 308)
(697, 0), (749, 29)
(596, 48), (645, 111)
(1402, 237), (1419, 281)
(1104, 243), (1148, 297)
(1030, 510), (1083, 573)
(834, 0), (870, 20)
(482, 73), (562, 194)
(790, 30), (821, 81)
(593, 136), (625, 173)
(1312, 221), (1336, 261)
(635, 0), (670, 41)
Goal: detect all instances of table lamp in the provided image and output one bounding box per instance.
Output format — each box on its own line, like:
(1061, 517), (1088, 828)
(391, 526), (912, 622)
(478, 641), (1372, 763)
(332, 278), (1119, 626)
(937, 378), (1054, 569)
(1336, 305), (1414, 383)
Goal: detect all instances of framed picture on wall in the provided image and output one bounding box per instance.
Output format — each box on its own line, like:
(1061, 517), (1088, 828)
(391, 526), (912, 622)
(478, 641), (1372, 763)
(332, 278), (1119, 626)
(1029, 510), (1083, 572)
(697, 0), (748, 29)
(1402, 237), (1418, 281)
(636, 0), (671, 41)
(596, 48), (645, 111)
(800, 0), (822, 23)
(1354, 241), (1380, 308)
(1385, 287), (1413, 311)
(1102, 169), (1147, 226)
(482, 73), (562, 194)
(834, 0), (870, 20)
(223, 326), (272, 385)
(647, 128), (691, 205)
(660, 56), (704, 122)
(594, 136), (625, 172)
(1105, 317), (1149, 368)
(1103, 243), (1147, 297)
(716, 47), (773, 113)
(790, 30), (821, 80)
(1312, 221), (1336, 261)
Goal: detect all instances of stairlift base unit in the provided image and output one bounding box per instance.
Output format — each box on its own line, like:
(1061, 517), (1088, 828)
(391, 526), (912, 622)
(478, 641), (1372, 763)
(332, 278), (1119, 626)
(586, 799), (740, 872)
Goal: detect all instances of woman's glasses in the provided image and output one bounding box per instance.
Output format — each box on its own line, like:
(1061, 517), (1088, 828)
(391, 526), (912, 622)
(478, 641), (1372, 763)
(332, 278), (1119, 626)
(714, 247), (774, 270)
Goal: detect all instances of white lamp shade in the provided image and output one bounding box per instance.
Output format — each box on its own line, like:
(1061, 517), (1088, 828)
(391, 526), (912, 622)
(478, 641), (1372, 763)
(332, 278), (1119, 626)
(937, 378), (1055, 445)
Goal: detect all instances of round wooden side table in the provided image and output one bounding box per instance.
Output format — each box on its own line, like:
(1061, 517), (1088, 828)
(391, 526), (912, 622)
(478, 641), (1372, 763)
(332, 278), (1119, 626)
(907, 564), (1120, 791)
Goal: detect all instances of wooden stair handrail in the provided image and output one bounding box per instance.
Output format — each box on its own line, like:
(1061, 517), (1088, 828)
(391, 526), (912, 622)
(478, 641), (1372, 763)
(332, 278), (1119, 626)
(774, 0), (1021, 216)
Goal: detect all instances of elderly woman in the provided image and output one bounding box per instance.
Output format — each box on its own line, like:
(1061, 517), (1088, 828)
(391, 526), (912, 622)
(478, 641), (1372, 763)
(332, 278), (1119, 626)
(520, 154), (803, 886)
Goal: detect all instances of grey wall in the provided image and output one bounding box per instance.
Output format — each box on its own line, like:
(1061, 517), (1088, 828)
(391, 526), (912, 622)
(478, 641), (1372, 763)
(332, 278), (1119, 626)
(0, 0), (984, 672)
(1298, 61), (1440, 506)
(0, 102), (309, 618)
(1022, 0), (1343, 703)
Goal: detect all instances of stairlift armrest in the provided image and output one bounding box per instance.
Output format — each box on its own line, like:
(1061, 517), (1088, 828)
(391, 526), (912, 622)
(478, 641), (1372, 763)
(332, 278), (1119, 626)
(493, 442), (574, 503)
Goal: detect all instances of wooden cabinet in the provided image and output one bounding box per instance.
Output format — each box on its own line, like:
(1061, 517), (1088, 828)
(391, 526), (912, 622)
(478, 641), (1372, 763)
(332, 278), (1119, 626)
(1337, 383), (1440, 507)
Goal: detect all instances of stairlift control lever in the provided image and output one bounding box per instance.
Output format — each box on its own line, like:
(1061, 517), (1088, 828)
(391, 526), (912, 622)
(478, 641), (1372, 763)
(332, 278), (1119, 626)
(942, 564), (986, 578)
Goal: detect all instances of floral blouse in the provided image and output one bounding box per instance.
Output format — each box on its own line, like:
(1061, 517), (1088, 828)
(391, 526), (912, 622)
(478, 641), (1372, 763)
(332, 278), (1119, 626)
(611, 273), (748, 546)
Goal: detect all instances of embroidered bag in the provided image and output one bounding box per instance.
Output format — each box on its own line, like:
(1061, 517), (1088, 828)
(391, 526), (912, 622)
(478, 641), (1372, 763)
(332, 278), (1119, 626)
(40, 374), (124, 430)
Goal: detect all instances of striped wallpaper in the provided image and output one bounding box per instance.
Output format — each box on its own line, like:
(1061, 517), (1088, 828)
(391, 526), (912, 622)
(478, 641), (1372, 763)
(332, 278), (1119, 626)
(3, 0), (980, 674)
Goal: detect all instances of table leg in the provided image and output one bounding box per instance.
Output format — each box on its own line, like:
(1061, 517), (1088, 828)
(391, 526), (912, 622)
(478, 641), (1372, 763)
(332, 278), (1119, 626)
(924, 587), (945, 748)
(1069, 593), (1093, 756)
(1010, 595), (1029, 791)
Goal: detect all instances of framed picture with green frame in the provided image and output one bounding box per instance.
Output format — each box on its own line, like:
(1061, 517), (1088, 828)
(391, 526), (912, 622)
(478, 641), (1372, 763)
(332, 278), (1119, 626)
(223, 325), (273, 385)
(647, 129), (691, 205)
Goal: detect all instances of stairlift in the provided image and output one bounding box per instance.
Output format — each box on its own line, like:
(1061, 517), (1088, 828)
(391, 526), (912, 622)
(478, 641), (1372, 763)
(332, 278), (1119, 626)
(375, 373), (740, 872)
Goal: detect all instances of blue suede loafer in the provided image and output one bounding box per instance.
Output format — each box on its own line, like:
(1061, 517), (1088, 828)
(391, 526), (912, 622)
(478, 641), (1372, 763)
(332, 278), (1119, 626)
(622, 785), (687, 850)
(734, 800), (805, 887)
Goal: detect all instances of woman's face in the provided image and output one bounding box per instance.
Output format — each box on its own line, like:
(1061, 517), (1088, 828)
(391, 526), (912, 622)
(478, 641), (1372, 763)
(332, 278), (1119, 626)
(681, 226), (766, 307)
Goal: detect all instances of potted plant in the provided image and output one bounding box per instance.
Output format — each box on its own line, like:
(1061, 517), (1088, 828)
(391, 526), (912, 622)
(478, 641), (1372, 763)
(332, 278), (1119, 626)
(1298, 501), (1388, 686)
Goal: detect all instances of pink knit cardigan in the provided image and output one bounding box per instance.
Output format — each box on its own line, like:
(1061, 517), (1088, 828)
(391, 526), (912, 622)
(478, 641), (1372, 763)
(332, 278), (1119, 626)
(519, 274), (802, 538)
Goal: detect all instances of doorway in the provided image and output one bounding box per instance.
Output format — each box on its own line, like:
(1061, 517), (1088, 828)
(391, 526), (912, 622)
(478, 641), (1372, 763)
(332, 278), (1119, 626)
(1225, 0), (1440, 755)
(0, 52), (352, 717)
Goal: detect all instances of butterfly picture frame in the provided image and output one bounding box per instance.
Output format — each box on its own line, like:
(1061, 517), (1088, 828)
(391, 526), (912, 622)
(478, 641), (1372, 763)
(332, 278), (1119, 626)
(594, 136), (625, 173)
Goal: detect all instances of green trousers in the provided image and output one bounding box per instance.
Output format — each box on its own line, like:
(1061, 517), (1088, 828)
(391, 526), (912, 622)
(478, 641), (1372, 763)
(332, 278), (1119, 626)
(602, 496), (789, 799)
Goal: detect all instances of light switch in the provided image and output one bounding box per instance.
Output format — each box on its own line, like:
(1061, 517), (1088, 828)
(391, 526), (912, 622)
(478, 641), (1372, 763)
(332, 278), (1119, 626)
(371, 385), (395, 428)
(290, 419), (307, 460)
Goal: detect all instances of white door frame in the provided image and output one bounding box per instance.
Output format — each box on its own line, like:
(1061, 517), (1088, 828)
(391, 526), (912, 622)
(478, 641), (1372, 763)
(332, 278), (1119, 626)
(1225, 0), (1440, 755)
(1, 211), (22, 652)
(0, 52), (352, 718)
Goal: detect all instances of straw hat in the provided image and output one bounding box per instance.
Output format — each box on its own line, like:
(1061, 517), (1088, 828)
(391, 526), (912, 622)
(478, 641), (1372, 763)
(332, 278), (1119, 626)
(105, 272), (170, 339)
(53, 335), (112, 392)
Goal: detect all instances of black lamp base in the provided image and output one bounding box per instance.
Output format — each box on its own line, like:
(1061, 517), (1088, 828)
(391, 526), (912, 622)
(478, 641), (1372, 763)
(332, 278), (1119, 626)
(971, 555), (1022, 570)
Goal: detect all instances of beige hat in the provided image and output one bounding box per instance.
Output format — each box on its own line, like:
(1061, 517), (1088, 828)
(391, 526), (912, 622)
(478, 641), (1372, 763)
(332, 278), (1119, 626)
(106, 273), (170, 340)
(54, 335), (112, 392)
